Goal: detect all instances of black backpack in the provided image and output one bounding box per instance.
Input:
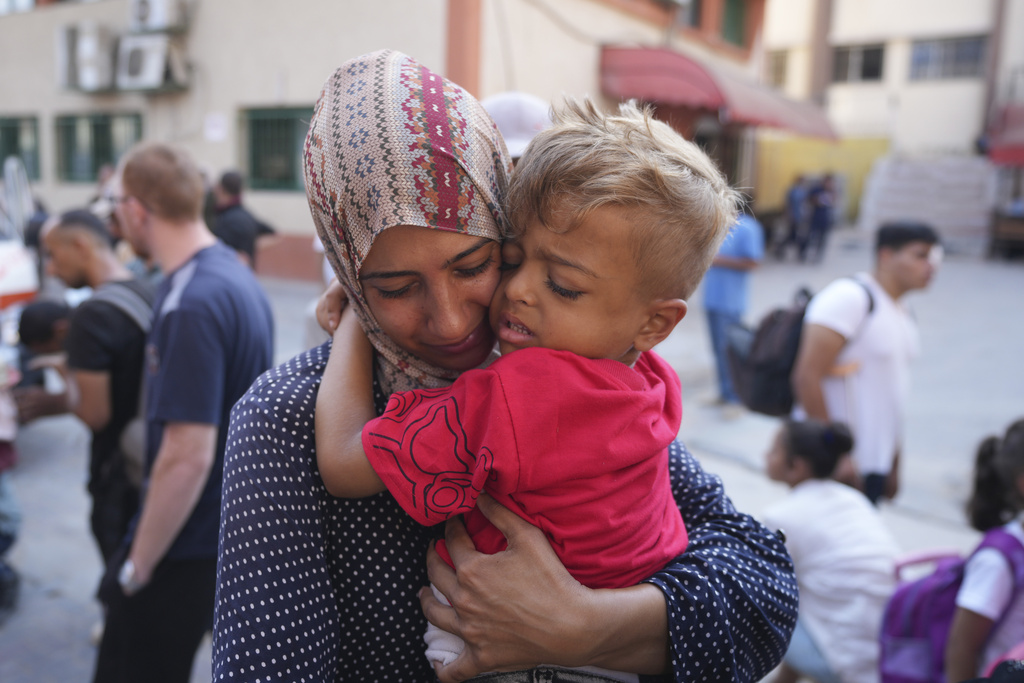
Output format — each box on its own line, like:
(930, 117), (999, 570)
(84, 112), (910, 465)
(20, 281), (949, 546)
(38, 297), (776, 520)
(725, 279), (873, 417)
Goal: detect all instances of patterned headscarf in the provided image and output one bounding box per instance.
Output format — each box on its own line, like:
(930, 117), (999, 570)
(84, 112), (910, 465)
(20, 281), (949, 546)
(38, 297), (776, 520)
(305, 50), (512, 394)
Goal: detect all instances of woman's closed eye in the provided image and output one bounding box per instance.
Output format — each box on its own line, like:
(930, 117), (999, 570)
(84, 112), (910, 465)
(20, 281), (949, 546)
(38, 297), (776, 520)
(545, 278), (583, 301)
(455, 256), (494, 279)
(374, 283), (415, 300)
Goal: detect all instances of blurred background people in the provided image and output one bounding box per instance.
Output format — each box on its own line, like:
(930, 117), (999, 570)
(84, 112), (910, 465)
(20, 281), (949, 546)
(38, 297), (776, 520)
(702, 197), (764, 418)
(762, 419), (900, 683)
(776, 174), (808, 260)
(209, 170), (275, 270)
(947, 419), (1024, 681)
(800, 174), (837, 263)
(39, 209), (154, 566)
(481, 90), (552, 163)
(792, 222), (939, 504)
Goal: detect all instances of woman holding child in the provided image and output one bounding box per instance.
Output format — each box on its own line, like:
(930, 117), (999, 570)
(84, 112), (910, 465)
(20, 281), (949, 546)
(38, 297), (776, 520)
(213, 49), (797, 682)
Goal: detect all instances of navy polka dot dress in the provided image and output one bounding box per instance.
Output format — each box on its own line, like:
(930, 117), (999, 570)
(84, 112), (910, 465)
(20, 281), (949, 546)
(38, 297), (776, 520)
(213, 343), (797, 682)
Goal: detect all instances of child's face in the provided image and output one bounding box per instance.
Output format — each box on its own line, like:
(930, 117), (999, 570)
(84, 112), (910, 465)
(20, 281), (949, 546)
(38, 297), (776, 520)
(489, 204), (652, 363)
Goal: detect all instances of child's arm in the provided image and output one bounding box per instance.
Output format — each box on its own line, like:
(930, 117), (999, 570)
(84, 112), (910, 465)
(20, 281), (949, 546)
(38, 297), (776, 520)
(314, 307), (385, 498)
(945, 606), (994, 682)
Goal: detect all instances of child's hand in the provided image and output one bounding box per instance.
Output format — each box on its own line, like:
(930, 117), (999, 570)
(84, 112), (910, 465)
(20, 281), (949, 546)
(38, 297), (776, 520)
(316, 278), (348, 334)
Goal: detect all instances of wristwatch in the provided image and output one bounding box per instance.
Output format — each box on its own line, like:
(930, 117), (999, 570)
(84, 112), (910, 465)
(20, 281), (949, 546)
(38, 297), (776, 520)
(118, 558), (145, 596)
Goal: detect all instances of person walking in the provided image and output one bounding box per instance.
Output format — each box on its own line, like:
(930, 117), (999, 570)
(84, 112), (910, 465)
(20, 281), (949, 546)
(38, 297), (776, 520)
(792, 222), (940, 504)
(703, 199), (764, 417)
(92, 143), (273, 683)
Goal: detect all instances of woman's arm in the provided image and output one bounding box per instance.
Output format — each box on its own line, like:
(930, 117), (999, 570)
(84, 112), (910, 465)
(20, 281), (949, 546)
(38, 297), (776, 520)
(314, 308), (385, 498)
(945, 607), (993, 682)
(422, 494), (670, 682)
(646, 441), (797, 681)
(422, 440), (798, 682)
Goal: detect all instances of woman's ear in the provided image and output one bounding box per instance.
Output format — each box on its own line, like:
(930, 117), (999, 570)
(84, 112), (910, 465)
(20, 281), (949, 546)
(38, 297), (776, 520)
(632, 299), (687, 353)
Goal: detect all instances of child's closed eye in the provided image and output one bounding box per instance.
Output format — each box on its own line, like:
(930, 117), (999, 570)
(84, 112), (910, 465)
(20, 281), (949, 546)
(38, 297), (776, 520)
(545, 278), (582, 301)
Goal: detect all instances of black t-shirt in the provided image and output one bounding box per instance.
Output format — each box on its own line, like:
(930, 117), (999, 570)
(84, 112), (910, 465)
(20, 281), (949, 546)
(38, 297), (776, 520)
(212, 203), (274, 265)
(66, 278), (156, 486)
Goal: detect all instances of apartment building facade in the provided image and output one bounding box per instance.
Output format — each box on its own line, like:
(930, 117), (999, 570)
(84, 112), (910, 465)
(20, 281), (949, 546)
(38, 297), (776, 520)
(0, 0), (829, 277)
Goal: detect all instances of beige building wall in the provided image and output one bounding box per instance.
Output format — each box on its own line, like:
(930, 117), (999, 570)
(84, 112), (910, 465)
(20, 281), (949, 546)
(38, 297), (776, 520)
(995, 0), (1024, 104)
(0, 0), (447, 235)
(831, 0), (993, 43)
(478, 0), (659, 106)
(478, 0), (762, 105)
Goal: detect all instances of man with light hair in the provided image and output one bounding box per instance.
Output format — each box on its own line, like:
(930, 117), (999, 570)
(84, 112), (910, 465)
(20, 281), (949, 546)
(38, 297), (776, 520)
(93, 142), (273, 683)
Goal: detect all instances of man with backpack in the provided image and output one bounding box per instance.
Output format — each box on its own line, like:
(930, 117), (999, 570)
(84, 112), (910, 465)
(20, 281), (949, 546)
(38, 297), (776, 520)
(38, 209), (155, 564)
(792, 222), (940, 504)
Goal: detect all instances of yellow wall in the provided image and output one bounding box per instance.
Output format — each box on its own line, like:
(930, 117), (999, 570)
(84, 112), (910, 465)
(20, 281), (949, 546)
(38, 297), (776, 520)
(755, 134), (890, 221)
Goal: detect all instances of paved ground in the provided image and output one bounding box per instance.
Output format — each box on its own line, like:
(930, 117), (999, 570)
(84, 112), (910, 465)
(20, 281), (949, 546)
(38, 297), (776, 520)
(0, 228), (1021, 681)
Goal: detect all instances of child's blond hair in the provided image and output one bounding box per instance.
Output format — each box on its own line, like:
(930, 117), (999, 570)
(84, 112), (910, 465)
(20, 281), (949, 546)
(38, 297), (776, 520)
(507, 98), (739, 300)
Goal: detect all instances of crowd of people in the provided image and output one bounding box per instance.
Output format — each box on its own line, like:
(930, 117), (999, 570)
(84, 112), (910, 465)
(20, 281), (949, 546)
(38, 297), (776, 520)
(0, 46), (1019, 683)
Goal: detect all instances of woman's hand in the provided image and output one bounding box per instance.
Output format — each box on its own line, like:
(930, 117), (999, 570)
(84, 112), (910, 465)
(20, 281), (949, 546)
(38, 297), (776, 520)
(316, 278), (348, 334)
(420, 494), (670, 683)
(421, 494), (589, 682)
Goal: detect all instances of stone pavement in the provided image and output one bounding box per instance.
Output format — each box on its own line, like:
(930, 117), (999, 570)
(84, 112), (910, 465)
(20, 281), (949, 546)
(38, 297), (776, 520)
(0, 230), (1021, 681)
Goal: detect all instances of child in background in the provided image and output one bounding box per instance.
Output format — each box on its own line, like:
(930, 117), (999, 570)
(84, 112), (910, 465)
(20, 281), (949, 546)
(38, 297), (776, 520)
(947, 419), (1024, 681)
(762, 419), (900, 683)
(315, 98), (738, 672)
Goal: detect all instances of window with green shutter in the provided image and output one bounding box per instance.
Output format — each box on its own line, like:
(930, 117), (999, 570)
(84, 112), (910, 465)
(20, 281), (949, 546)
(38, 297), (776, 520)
(0, 117), (40, 180)
(55, 113), (142, 183)
(246, 108), (314, 191)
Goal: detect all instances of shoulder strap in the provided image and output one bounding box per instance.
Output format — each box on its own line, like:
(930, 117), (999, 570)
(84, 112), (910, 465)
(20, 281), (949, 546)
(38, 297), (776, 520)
(844, 276), (875, 342)
(90, 282), (153, 334)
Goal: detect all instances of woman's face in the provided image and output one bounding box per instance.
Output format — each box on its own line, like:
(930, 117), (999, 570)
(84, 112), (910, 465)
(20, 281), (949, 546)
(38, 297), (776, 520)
(359, 225), (502, 372)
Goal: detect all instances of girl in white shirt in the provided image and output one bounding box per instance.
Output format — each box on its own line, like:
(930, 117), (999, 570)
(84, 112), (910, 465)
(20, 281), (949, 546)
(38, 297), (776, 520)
(947, 419), (1024, 681)
(764, 419), (900, 683)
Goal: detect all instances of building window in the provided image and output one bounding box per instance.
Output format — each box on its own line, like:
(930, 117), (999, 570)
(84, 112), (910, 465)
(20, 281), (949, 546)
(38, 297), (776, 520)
(246, 108), (314, 191)
(767, 50), (788, 88)
(721, 0), (747, 47)
(0, 0), (34, 15)
(0, 117), (40, 180)
(833, 45), (885, 83)
(678, 0), (702, 28)
(910, 36), (986, 80)
(55, 113), (142, 183)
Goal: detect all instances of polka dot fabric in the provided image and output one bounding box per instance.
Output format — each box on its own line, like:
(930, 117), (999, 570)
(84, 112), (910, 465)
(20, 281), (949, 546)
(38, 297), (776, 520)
(213, 342), (797, 682)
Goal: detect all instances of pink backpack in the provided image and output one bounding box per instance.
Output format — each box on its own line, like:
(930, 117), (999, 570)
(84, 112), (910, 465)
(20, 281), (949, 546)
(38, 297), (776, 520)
(880, 528), (1024, 683)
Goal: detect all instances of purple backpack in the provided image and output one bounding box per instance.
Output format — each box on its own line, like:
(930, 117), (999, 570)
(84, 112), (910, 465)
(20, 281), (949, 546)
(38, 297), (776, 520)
(880, 528), (1024, 683)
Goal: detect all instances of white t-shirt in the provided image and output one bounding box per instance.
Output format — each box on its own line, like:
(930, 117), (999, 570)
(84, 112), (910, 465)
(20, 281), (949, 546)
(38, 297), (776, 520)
(956, 520), (1024, 674)
(799, 274), (920, 475)
(762, 479), (900, 683)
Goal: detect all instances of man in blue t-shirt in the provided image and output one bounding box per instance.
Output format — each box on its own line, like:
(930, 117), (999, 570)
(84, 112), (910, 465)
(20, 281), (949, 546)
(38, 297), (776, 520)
(94, 142), (274, 683)
(702, 204), (764, 415)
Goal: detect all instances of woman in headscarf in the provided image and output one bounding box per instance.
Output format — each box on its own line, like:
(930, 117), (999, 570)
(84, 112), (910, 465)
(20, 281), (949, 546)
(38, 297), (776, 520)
(213, 50), (796, 682)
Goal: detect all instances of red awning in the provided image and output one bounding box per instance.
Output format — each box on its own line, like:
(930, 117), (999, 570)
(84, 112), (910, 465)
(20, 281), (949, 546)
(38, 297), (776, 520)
(989, 105), (1024, 166)
(600, 45), (837, 140)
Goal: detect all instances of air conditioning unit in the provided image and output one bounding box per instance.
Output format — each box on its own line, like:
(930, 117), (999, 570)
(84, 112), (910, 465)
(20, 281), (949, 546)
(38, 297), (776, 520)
(115, 33), (187, 91)
(128, 0), (188, 33)
(56, 22), (116, 91)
